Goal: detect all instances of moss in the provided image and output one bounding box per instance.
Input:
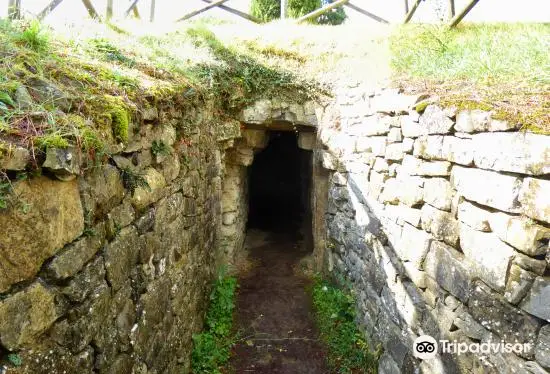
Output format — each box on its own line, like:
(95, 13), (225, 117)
(104, 95), (130, 143)
(35, 133), (70, 149)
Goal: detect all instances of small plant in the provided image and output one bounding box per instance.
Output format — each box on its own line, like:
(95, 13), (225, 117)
(312, 277), (381, 373)
(250, 0), (280, 23)
(191, 274), (238, 374)
(151, 140), (171, 158)
(120, 167), (150, 196)
(90, 39), (135, 67)
(0, 176), (11, 210)
(7, 352), (22, 367)
(15, 20), (50, 52)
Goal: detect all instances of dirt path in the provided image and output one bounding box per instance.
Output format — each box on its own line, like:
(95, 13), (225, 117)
(227, 229), (328, 374)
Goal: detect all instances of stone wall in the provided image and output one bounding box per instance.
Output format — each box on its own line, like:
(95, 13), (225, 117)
(0, 101), (239, 373)
(319, 84), (550, 373)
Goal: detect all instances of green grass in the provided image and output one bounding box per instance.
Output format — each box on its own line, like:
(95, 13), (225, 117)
(390, 23), (550, 132)
(312, 278), (380, 374)
(192, 274), (238, 374)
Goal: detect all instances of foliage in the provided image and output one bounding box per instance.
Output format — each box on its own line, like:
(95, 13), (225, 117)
(317, 0), (347, 25)
(89, 38), (136, 67)
(287, 0), (321, 20)
(151, 140), (171, 158)
(120, 167), (150, 196)
(14, 20), (50, 53)
(7, 353), (22, 367)
(312, 277), (380, 373)
(191, 274), (238, 374)
(250, 0), (280, 23)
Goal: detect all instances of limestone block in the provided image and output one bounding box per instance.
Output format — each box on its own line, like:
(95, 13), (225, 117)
(418, 105), (455, 134)
(385, 143), (404, 161)
(243, 129), (268, 149)
(388, 163), (400, 177)
(321, 150), (339, 171)
(504, 265), (535, 305)
(388, 127), (403, 143)
(459, 224), (516, 291)
(423, 178), (453, 211)
(104, 226), (141, 291)
(372, 90), (421, 114)
(451, 165), (521, 213)
(0, 177), (84, 292)
(421, 204), (459, 246)
(521, 277), (550, 322)
(241, 99), (272, 123)
(401, 155), (451, 177)
(396, 175), (424, 206)
(0, 283), (58, 350)
(332, 172), (347, 186)
(402, 138), (414, 153)
(453, 311), (488, 341)
(357, 114), (391, 136)
(473, 132), (550, 175)
(424, 241), (471, 302)
(385, 204), (421, 227)
(489, 212), (550, 256)
(394, 223), (431, 268)
(373, 157), (389, 172)
(513, 252), (547, 276)
(369, 170), (389, 199)
(535, 325), (550, 370)
(298, 132), (316, 150)
(401, 115), (423, 138)
(457, 200), (491, 231)
(455, 110), (518, 133)
(79, 164), (125, 219)
(44, 222), (106, 280)
(0, 146), (29, 170)
(130, 167), (167, 211)
(470, 281), (541, 353)
(520, 178), (550, 224)
(414, 135), (474, 165)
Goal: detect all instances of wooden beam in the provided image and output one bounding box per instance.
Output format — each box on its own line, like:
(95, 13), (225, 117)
(404, 0), (409, 14)
(176, 0), (230, 22)
(124, 0), (141, 18)
(281, 0), (287, 19)
(8, 0), (21, 19)
(106, 0), (113, 20)
(296, 0), (349, 23)
(449, 0), (480, 27)
(200, 0), (259, 23)
(149, 0), (155, 22)
(38, 0), (64, 20)
(448, 0), (455, 18)
(403, 0), (422, 23)
(345, 2), (389, 23)
(81, 0), (101, 19)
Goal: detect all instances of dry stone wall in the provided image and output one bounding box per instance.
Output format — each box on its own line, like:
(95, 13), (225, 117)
(0, 100), (242, 373)
(319, 84), (550, 373)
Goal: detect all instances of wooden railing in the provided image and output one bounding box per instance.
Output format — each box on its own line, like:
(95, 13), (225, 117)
(6, 0), (482, 27)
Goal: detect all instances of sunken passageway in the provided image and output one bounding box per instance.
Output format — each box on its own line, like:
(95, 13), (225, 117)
(228, 131), (327, 373)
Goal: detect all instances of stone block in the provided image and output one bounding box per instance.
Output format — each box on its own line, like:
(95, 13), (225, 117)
(401, 115), (423, 138)
(473, 132), (550, 175)
(358, 114), (391, 136)
(489, 212), (550, 256)
(470, 281), (540, 356)
(521, 277), (550, 322)
(424, 241), (471, 302)
(298, 132), (316, 150)
(394, 223), (431, 268)
(459, 224), (516, 291)
(130, 167), (167, 211)
(402, 138), (414, 153)
(418, 105), (455, 134)
(0, 146), (29, 170)
(388, 127), (403, 143)
(243, 129), (267, 149)
(414, 136), (474, 166)
(0, 177), (84, 292)
(423, 177), (453, 211)
(0, 283), (58, 350)
(451, 165), (521, 213)
(43, 146), (80, 180)
(457, 200), (491, 231)
(421, 204), (459, 246)
(373, 157), (390, 172)
(104, 226), (142, 291)
(385, 143), (404, 161)
(385, 204), (421, 227)
(401, 155), (451, 176)
(504, 265), (535, 305)
(80, 164), (125, 219)
(455, 109), (518, 133)
(520, 178), (550, 224)
(535, 325), (550, 370)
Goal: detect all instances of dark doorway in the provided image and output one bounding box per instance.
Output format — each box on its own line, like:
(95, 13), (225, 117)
(247, 131), (312, 238)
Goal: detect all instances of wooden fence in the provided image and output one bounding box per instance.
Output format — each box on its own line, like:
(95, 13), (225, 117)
(6, 0), (482, 27)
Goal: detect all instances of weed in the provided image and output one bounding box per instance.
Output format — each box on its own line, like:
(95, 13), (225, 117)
(151, 140), (171, 158)
(15, 20), (49, 53)
(191, 274), (238, 374)
(312, 277), (381, 373)
(90, 39), (136, 67)
(7, 353), (22, 367)
(120, 167), (150, 196)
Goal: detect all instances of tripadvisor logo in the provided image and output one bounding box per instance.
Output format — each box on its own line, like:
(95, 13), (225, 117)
(413, 335), (438, 359)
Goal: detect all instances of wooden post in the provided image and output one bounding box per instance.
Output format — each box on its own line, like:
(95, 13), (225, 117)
(106, 0), (113, 20)
(149, 0), (155, 22)
(176, 0), (230, 22)
(448, 0), (455, 18)
(38, 0), (64, 20)
(403, 0), (422, 23)
(125, 0), (139, 17)
(345, 2), (389, 23)
(8, 0), (21, 19)
(449, 0), (480, 27)
(81, 0), (101, 19)
(281, 0), (287, 19)
(201, 0), (260, 22)
(296, 0), (349, 23)
(404, 0), (409, 14)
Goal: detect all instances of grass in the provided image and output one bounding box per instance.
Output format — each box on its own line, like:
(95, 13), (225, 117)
(312, 277), (380, 374)
(390, 23), (550, 133)
(191, 274), (238, 374)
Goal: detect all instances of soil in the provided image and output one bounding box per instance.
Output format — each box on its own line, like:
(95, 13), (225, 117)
(226, 228), (329, 374)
